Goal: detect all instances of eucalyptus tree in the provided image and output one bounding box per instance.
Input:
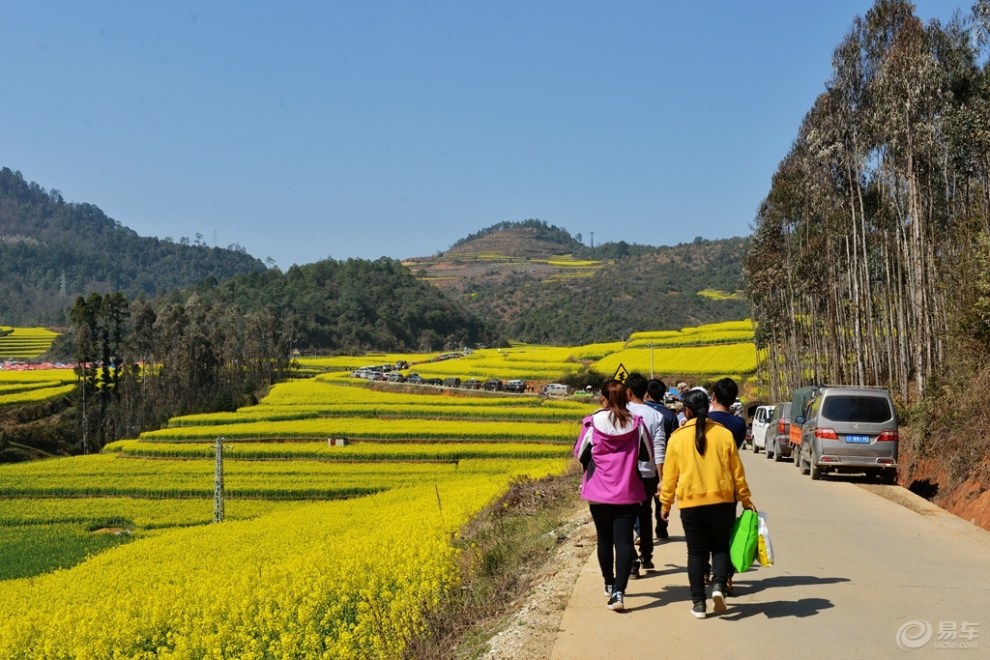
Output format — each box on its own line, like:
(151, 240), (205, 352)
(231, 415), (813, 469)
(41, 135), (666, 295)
(747, 0), (990, 402)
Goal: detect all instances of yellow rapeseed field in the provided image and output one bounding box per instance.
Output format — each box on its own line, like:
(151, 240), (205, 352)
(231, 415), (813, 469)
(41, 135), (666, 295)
(0, 368), (76, 407)
(0, 319), (761, 657)
(594, 342), (758, 377)
(0, 326), (58, 360)
(0, 474), (554, 658)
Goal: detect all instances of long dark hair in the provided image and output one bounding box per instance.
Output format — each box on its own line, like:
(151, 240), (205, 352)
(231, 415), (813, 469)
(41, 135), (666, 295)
(682, 389), (710, 455)
(600, 379), (632, 427)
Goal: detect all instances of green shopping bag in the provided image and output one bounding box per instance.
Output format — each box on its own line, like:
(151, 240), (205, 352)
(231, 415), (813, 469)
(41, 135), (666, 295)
(730, 509), (759, 573)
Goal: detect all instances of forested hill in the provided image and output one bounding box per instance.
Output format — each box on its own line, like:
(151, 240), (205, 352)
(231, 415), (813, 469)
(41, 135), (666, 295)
(0, 167), (266, 326)
(405, 220), (750, 345)
(507, 238), (750, 344)
(184, 257), (494, 353)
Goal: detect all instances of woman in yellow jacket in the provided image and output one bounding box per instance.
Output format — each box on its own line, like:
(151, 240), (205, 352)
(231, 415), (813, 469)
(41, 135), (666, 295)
(659, 388), (755, 619)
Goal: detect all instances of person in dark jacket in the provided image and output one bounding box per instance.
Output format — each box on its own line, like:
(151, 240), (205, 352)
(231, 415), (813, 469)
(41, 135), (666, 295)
(646, 378), (677, 540)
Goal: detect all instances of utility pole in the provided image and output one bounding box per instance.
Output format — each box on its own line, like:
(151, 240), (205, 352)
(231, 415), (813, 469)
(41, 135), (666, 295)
(214, 437), (225, 522)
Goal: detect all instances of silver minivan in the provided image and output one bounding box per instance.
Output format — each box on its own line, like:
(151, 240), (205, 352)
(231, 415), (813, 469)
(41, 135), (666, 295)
(796, 386), (898, 484)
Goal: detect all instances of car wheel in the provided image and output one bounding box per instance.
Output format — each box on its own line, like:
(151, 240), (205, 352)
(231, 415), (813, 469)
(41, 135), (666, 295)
(773, 444), (784, 462)
(765, 443), (773, 459)
(753, 440), (760, 454)
(810, 459), (823, 480)
(798, 450), (809, 475)
(881, 470), (897, 485)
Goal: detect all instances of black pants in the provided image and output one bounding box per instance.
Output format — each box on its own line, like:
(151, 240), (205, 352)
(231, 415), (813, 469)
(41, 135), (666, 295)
(635, 476), (659, 562)
(680, 502), (736, 604)
(590, 503), (639, 594)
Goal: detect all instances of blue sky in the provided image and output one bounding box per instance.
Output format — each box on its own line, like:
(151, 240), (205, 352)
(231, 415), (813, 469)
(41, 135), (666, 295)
(0, 1), (962, 270)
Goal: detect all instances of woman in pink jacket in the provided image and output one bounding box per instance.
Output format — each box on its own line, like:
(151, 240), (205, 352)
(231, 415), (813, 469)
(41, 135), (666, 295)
(574, 379), (652, 611)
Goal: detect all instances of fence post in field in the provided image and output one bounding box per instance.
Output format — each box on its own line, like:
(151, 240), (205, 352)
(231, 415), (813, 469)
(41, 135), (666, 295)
(214, 437), (225, 523)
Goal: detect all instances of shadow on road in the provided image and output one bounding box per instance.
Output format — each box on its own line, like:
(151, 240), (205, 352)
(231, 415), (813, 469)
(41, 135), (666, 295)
(715, 574), (848, 620)
(626, 571), (848, 619)
(719, 597), (835, 620)
(733, 573), (851, 596)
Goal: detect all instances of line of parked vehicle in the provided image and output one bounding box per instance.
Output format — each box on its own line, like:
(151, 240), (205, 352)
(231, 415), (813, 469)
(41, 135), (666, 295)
(748, 384), (898, 485)
(349, 368), (527, 393)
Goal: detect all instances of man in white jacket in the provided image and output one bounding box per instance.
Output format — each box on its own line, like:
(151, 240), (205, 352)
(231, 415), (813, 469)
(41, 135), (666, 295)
(624, 372), (665, 575)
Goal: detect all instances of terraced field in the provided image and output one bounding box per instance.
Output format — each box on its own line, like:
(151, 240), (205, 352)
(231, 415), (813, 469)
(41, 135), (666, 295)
(0, 326), (57, 360)
(0, 319), (759, 658)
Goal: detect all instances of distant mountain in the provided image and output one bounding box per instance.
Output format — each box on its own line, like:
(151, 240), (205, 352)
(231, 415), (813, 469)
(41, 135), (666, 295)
(405, 220), (751, 344)
(0, 168), (750, 349)
(0, 167), (266, 326)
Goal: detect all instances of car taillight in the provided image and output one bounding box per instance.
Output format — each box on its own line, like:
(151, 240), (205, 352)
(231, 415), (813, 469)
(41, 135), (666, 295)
(778, 420), (787, 433)
(815, 427), (838, 440)
(877, 430), (898, 442)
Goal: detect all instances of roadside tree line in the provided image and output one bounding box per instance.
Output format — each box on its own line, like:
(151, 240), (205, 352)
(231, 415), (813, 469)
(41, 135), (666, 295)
(746, 0), (990, 403)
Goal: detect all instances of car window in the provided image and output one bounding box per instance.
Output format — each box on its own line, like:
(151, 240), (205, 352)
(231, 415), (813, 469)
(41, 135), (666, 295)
(822, 395), (892, 423)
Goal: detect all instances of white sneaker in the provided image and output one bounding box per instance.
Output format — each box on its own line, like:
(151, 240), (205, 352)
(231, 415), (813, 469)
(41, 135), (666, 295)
(607, 591), (624, 611)
(711, 584), (727, 614)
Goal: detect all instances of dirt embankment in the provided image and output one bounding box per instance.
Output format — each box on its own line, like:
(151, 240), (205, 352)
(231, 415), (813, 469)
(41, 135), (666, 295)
(898, 441), (990, 532)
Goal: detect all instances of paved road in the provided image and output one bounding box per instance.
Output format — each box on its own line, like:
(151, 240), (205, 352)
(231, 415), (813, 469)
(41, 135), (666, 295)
(551, 448), (990, 659)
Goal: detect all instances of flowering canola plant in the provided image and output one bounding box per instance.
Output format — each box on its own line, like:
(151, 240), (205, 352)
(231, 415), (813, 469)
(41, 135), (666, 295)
(0, 368), (76, 407)
(0, 321), (760, 656)
(140, 417), (578, 443)
(106, 439), (570, 462)
(594, 342), (758, 376)
(0, 466), (565, 659)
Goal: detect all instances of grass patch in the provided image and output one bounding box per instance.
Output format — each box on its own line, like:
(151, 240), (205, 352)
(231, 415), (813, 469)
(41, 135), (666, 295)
(0, 522), (136, 580)
(405, 466), (583, 658)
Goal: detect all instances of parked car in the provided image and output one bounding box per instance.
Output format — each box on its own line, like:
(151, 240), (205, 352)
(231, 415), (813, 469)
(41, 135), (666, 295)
(742, 400), (769, 451)
(425, 377), (443, 386)
(789, 386), (819, 469)
(442, 377), (461, 388)
(406, 373), (423, 384)
(386, 372), (406, 383)
(750, 404), (775, 454)
(542, 383), (570, 397)
(463, 379), (481, 390)
(765, 402), (792, 462)
(483, 379), (503, 391)
(796, 386), (898, 483)
(505, 379), (526, 393)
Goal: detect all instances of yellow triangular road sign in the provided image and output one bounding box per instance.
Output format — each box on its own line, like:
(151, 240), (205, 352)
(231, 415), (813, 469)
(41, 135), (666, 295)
(613, 363), (629, 383)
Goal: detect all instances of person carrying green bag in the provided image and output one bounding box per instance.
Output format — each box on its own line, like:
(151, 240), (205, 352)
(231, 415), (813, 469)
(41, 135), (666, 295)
(730, 508), (760, 574)
(659, 388), (756, 619)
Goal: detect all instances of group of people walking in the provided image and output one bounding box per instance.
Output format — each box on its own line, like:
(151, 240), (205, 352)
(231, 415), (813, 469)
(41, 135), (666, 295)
(573, 374), (755, 618)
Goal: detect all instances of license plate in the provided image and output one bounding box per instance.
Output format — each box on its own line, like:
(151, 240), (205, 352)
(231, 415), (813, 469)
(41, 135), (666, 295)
(845, 435), (870, 444)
